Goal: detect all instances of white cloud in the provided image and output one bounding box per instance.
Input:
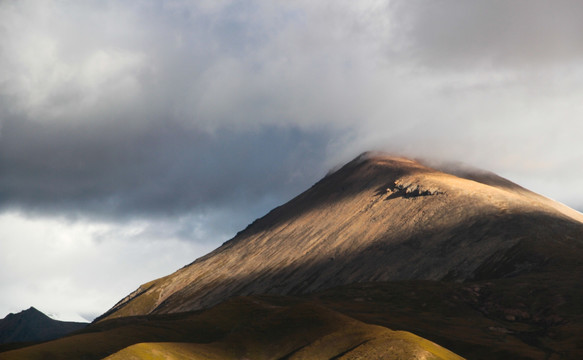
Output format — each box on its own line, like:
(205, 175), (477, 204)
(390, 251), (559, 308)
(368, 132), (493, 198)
(0, 1), (148, 123)
(0, 212), (215, 321)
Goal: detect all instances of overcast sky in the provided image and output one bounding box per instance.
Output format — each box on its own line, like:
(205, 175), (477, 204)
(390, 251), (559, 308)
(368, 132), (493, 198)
(1, 0), (583, 322)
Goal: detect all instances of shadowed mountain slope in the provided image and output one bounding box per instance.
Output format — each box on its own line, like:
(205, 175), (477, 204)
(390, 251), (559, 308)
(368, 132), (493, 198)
(0, 307), (87, 346)
(98, 153), (583, 321)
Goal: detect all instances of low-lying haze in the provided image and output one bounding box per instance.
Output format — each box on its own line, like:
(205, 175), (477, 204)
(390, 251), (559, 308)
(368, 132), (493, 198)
(1, 0), (582, 321)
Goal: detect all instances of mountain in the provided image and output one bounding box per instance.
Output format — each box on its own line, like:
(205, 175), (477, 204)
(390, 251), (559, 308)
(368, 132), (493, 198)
(0, 307), (87, 346)
(98, 153), (583, 321)
(3, 152), (583, 359)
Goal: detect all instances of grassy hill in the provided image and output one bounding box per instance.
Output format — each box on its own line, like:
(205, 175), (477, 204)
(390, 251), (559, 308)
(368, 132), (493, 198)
(0, 297), (463, 360)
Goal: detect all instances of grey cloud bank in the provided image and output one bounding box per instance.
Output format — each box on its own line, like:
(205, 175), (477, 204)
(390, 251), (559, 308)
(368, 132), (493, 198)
(1, 0), (582, 320)
(0, 118), (330, 221)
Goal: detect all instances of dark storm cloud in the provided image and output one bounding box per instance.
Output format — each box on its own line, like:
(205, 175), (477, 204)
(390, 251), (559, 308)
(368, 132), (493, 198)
(0, 117), (332, 221)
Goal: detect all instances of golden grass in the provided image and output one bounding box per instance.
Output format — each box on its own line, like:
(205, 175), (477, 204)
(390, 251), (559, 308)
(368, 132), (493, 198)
(2, 298), (464, 360)
(104, 342), (230, 360)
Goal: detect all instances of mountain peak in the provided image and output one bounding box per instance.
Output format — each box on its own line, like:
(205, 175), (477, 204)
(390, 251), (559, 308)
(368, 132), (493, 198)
(3, 307), (42, 320)
(22, 307), (44, 316)
(0, 307), (87, 345)
(99, 153), (583, 321)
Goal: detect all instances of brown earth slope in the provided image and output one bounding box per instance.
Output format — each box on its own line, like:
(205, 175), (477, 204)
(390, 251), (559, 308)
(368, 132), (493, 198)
(98, 152), (583, 321)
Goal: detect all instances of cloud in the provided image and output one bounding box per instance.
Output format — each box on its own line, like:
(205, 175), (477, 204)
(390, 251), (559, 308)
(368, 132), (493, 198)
(0, 211), (216, 321)
(0, 117), (332, 223)
(2, 0), (582, 233)
(0, 0), (390, 223)
(2, 0), (583, 223)
(0, 1), (381, 129)
(396, 0), (583, 69)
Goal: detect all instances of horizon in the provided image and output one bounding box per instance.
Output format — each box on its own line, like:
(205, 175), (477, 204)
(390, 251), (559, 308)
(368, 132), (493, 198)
(2, 1), (583, 322)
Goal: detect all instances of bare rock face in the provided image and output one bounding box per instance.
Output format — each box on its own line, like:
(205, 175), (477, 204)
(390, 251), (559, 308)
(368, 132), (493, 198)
(97, 152), (583, 321)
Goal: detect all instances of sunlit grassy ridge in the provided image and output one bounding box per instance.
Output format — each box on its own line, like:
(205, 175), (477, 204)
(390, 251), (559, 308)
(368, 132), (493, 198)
(104, 302), (462, 360)
(103, 343), (228, 360)
(1, 298), (463, 360)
